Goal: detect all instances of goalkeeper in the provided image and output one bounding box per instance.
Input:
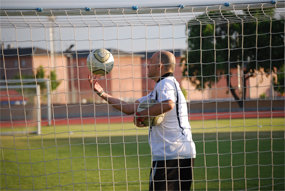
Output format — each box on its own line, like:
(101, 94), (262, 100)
(88, 51), (196, 191)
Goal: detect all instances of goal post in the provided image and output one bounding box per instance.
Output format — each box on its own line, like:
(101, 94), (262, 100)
(0, 1), (284, 190)
(0, 79), (52, 126)
(0, 84), (41, 135)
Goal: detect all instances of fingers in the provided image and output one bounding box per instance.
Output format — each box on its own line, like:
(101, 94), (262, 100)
(88, 74), (97, 92)
(88, 74), (97, 85)
(134, 115), (146, 127)
(88, 74), (94, 87)
(88, 74), (93, 83)
(88, 74), (91, 84)
(134, 116), (139, 126)
(134, 119), (143, 127)
(88, 74), (105, 95)
(137, 122), (145, 127)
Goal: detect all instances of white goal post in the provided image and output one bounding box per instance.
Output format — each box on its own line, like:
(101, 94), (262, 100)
(0, 84), (41, 134)
(0, 1), (284, 191)
(0, 79), (52, 126)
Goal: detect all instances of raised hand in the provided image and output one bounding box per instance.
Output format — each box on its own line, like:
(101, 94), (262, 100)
(88, 74), (104, 96)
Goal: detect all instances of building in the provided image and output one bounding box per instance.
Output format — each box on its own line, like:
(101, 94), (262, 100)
(0, 47), (69, 104)
(0, 47), (277, 105)
(67, 49), (143, 103)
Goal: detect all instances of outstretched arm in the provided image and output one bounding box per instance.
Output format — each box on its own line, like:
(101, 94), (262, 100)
(88, 75), (137, 115)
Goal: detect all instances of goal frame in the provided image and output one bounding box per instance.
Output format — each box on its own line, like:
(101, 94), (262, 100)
(0, 84), (41, 135)
(0, 1), (284, 190)
(0, 79), (52, 127)
(0, 0), (283, 15)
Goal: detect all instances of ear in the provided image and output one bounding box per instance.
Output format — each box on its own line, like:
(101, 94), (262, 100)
(160, 63), (165, 71)
(158, 61), (162, 68)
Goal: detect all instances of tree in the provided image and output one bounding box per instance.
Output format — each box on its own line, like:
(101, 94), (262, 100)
(49, 70), (61, 91)
(36, 66), (61, 91)
(274, 64), (284, 95)
(183, 9), (284, 108)
(14, 66), (61, 92)
(36, 66), (46, 89)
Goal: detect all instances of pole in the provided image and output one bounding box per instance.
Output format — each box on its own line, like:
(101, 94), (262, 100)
(36, 85), (41, 135)
(46, 80), (52, 126)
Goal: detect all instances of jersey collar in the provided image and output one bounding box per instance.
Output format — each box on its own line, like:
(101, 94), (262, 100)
(156, 72), (173, 83)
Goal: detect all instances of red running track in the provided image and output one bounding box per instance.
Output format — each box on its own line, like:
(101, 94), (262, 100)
(0, 111), (284, 128)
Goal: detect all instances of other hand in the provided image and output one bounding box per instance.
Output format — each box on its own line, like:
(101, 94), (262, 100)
(134, 112), (147, 127)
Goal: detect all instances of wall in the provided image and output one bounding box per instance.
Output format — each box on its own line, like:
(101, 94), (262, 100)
(0, 56), (33, 79)
(0, 53), (70, 104)
(181, 68), (252, 101)
(111, 55), (143, 101)
(249, 71), (274, 99)
(33, 55), (69, 104)
(68, 53), (143, 103)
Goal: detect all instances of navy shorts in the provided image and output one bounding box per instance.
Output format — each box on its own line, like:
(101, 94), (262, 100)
(149, 158), (194, 191)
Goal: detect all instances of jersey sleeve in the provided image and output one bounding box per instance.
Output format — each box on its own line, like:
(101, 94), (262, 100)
(137, 95), (149, 103)
(156, 79), (176, 103)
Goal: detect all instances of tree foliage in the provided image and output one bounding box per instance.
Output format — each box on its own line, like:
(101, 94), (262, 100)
(36, 66), (46, 89)
(49, 70), (61, 91)
(274, 64), (284, 94)
(183, 9), (284, 107)
(14, 65), (61, 92)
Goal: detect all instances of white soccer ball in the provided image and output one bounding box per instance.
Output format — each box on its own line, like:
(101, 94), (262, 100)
(87, 48), (114, 75)
(135, 99), (165, 127)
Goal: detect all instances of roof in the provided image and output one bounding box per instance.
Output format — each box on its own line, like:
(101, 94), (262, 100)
(69, 49), (144, 59)
(0, 47), (184, 59)
(0, 47), (50, 57)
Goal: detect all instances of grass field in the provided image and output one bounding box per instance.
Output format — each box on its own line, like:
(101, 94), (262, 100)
(1, 118), (284, 190)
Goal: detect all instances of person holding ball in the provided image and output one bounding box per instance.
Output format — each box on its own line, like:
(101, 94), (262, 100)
(88, 50), (196, 191)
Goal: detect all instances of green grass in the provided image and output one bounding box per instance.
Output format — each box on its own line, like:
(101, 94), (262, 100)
(1, 118), (284, 190)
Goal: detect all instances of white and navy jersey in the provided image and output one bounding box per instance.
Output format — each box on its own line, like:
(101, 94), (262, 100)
(138, 73), (196, 161)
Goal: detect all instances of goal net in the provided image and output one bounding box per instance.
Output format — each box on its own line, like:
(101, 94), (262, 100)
(0, 84), (41, 135)
(1, 1), (284, 190)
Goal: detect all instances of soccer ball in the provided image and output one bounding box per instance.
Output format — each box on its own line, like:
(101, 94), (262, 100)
(135, 99), (165, 127)
(87, 48), (114, 75)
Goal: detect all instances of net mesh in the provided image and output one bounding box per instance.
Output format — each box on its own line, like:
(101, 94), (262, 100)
(0, 2), (284, 190)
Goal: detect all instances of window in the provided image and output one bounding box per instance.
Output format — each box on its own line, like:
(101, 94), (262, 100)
(21, 60), (26, 67)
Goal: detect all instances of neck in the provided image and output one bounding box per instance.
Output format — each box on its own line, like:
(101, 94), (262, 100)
(156, 72), (173, 83)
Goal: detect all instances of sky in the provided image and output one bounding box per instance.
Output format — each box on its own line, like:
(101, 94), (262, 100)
(1, 17), (187, 52)
(1, 0), (192, 52)
(1, 0), (283, 53)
